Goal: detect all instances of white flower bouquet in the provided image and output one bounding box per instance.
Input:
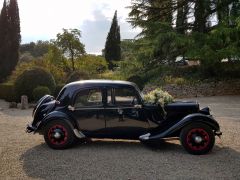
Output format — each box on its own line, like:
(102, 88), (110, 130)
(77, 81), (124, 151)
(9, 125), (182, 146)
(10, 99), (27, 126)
(144, 88), (173, 106)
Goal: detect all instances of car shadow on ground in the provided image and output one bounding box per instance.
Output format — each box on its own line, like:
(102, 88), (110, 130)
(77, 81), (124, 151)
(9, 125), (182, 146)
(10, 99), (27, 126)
(20, 140), (240, 179)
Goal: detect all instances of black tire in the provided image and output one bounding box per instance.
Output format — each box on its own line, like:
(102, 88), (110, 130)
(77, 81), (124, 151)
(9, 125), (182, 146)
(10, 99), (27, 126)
(44, 120), (76, 149)
(180, 123), (215, 155)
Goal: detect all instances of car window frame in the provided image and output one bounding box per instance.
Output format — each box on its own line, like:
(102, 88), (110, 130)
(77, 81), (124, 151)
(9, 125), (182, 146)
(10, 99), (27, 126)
(72, 87), (104, 109)
(106, 87), (141, 107)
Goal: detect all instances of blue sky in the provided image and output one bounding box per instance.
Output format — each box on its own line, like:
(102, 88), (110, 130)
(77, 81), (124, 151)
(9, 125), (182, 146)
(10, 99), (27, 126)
(0, 0), (140, 54)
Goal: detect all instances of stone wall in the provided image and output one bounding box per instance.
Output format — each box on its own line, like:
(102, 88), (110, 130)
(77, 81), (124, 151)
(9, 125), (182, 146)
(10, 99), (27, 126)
(144, 80), (240, 98)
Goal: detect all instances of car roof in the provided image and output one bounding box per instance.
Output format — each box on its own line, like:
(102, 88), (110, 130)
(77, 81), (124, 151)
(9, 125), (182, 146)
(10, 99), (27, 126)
(65, 80), (137, 89)
(57, 80), (140, 104)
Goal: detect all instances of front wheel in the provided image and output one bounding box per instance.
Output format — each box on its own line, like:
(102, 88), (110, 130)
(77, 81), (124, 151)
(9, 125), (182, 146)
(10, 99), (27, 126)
(44, 120), (76, 149)
(180, 123), (215, 155)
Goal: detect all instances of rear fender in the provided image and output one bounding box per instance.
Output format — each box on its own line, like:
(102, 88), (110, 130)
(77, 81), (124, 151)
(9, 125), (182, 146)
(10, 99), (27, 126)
(37, 111), (85, 139)
(141, 113), (220, 141)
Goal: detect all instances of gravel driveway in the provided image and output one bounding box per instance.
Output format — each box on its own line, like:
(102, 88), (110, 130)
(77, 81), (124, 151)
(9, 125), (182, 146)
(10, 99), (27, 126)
(0, 96), (240, 179)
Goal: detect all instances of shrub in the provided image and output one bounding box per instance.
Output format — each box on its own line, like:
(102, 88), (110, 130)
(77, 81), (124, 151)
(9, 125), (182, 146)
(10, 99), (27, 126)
(100, 70), (125, 80)
(66, 71), (89, 83)
(14, 68), (56, 102)
(127, 75), (145, 90)
(0, 83), (16, 102)
(33, 86), (51, 101)
(144, 88), (173, 106)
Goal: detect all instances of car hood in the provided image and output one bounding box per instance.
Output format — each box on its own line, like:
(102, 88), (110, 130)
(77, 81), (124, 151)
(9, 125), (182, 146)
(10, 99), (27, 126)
(164, 101), (200, 114)
(164, 101), (199, 119)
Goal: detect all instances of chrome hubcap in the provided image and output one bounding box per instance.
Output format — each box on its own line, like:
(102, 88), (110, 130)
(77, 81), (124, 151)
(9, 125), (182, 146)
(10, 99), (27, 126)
(53, 132), (61, 139)
(194, 136), (203, 143)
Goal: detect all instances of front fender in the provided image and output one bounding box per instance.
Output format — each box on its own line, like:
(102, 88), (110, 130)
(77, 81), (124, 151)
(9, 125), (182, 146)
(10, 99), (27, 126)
(141, 113), (220, 141)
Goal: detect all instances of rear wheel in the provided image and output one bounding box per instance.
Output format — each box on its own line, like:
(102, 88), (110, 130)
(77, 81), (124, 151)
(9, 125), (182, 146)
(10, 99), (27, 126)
(180, 123), (215, 155)
(44, 120), (76, 149)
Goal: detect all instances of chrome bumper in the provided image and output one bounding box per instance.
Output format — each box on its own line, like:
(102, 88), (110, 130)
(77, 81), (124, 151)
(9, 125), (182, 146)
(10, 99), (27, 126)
(26, 124), (37, 133)
(215, 130), (222, 137)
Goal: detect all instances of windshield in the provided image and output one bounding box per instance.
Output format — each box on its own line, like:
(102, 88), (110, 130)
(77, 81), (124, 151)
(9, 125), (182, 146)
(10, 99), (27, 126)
(133, 84), (144, 101)
(56, 87), (66, 101)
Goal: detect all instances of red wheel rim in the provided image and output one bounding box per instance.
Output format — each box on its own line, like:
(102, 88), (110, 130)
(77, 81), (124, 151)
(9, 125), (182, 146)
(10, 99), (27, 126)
(186, 128), (210, 151)
(48, 124), (68, 145)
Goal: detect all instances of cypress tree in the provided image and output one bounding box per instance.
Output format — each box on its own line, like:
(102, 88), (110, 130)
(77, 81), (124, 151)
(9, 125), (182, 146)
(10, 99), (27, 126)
(8, 0), (21, 76)
(0, 0), (9, 81)
(104, 10), (121, 70)
(0, 0), (20, 82)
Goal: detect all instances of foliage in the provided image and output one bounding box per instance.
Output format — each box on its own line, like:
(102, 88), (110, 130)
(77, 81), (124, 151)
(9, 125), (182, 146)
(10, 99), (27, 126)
(55, 28), (85, 71)
(144, 88), (173, 105)
(20, 41), (50, 58)
(14, 68), (56, 101)
(128, 0), (240, 69)
(76, 55), (108, 76)
(8, 58), (66, 85)
(33, 86), (51, 101)
(104, 10), (121, 69)
(0, 0), (21, 82)
(66, 70), (90, 83)
(0, 83), (16, 102)
(127, 75), (145, 90)
(19, 52), (35, 63)
(100, 70), (125, 80)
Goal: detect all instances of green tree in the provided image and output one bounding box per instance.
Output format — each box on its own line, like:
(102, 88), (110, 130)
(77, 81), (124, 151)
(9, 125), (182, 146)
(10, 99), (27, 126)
(129, 0), (240, 68)
(104, 10), (121, 70)
(8, 0), (21, 75)
(76, 55), (108, 75)
(56, 28), (85, 71)
(0, 0), (21, 82)
(20, 41), (50, 58)
(176, 0), (189, 34)
(0, 0), (9, 81)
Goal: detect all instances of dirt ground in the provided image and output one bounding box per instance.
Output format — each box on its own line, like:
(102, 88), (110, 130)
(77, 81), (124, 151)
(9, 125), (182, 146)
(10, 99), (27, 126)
(0, 96), (240, 180)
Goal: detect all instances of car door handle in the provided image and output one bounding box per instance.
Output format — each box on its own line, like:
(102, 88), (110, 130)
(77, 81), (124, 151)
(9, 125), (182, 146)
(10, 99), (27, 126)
(68, 105), (75, 111)
(134, 104), (142, 109)
(118, 108), (123, 115)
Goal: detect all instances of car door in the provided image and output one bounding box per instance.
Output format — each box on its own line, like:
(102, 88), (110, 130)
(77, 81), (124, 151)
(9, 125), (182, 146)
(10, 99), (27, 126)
(70, 88), (105, 137)
(104, 87), (149, 139)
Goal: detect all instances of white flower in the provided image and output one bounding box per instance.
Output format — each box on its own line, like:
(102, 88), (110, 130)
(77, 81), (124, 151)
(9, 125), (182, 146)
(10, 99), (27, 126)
(144, 88), (173, 105)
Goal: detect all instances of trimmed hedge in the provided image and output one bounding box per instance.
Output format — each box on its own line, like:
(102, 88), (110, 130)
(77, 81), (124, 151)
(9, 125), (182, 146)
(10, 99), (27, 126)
(33, 86), (51, 102)
(14, 67), (56, 102)
(0, 83), (16, 102)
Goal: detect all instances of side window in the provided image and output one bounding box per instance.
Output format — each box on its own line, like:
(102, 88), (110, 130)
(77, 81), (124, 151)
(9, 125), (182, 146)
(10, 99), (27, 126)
(74, 89), (102, 108)
(114, 88), (138, 106)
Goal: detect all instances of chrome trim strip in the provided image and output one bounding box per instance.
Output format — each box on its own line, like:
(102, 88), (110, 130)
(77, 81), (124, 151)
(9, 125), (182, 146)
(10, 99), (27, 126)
(139, 133), (151, 140)
(74, 106), (142, 111)
(74, 107), (105, 110)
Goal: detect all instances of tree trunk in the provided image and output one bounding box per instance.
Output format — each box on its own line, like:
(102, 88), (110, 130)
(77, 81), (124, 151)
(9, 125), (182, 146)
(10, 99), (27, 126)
(70, 51), (75, 71)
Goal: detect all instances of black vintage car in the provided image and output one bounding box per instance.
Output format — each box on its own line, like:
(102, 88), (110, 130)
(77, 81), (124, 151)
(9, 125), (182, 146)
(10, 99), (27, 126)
(26, 80), (222, 155)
